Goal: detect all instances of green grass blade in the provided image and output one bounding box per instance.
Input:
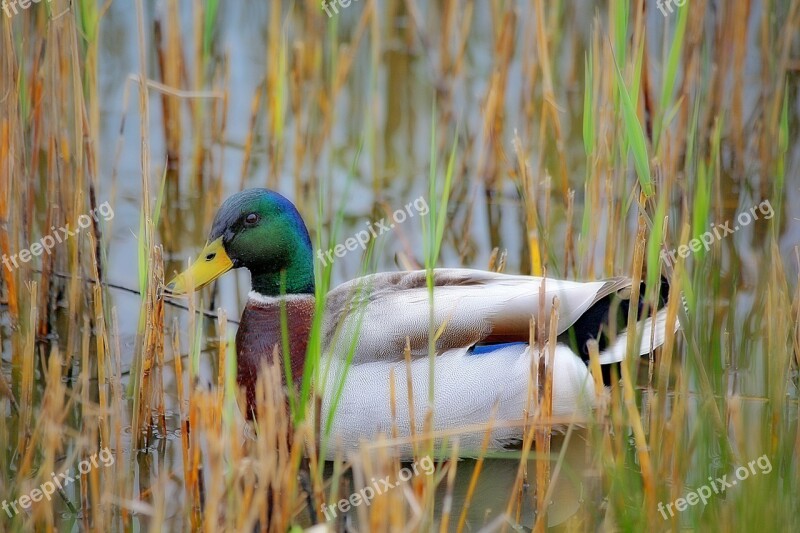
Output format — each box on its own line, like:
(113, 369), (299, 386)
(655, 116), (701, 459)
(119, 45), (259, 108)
(655, 3), (688, 151)
(611, 43), (653, 198)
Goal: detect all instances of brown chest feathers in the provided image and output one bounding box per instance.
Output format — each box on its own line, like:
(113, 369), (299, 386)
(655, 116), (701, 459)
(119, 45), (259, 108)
(235, 295), (315, 418)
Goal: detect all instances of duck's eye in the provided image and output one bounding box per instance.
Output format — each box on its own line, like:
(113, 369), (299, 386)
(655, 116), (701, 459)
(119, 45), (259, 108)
(244, 213), (259, 226)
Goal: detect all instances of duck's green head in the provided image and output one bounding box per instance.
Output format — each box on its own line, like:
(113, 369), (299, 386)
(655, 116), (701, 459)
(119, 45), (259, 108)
(166, 188), (314, 297)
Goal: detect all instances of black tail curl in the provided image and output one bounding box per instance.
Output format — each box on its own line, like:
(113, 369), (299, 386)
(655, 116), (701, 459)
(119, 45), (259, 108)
(557, 276), (671, 385)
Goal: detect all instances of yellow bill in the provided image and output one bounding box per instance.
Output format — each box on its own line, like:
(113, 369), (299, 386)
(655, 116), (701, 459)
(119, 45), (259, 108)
(166, 237), (233, 295)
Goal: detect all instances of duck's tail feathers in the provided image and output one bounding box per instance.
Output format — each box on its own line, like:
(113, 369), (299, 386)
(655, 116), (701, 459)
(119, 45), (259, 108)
(597, 305), (680, 365)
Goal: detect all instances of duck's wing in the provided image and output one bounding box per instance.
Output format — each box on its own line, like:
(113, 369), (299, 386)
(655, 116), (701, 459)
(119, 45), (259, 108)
(322, 268), (648, 364)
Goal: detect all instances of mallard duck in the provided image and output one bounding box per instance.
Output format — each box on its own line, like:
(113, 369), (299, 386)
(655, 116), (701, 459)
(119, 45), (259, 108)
(166, 188), (677, 458)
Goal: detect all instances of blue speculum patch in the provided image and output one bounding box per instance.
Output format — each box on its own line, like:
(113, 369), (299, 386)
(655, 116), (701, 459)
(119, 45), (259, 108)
(468, 341), (528, 356)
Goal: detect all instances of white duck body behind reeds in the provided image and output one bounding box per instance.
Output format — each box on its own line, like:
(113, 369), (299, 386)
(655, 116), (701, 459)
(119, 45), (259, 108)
(316, 269), (675, 458)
